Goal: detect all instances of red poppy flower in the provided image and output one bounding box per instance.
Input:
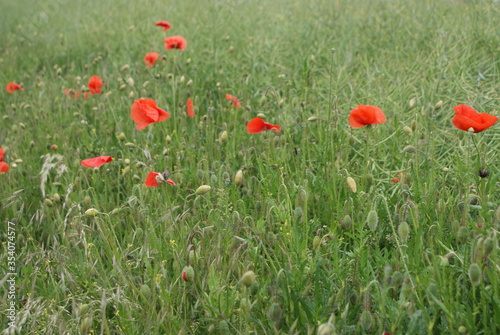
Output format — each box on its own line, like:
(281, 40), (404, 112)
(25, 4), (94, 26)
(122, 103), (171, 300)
(186, 97), (195, 117)
(246, 117), (281, 134)
(144, 52), (160, 67)
(155, 21), (171, 31)
(451, 104), (498, 133)
(225, 94), (241, 108)
(164, 36), (187, 50)
(80, 156), (113, 168)
(144, 172), (176, 187)
(0, 148), (4, 161)
(88, 75), (103, 95)
(0, 161), (8, 173)
(6, 82), (24, 93)
(348, 105), (386, 128)
(131, 99), (170, 130)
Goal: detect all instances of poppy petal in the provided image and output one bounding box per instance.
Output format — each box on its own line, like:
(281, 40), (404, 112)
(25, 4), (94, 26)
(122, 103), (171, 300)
(166, 178), (176, 186)
(263, 122), (281, 132)
(144, 52), (159, 67)
(186, 97), (195, 117)
(6, 82), (23, 93)
(0, 161), (9, 173)
(246, 118), (266, 134)
(452, 104), (498, 133)
(145, 172), (161, 187)
(0, 148), (4, 161)
(81, 156), (112, 168)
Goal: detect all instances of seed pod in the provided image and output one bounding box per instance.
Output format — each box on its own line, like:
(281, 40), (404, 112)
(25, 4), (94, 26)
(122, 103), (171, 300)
(398, 221), (410, 242)
(140, 284), (151, 298)
(468, 263), (481, 287)
(182, 265), (195, 282)
(346, 177), (357, 193)
(195, 185), (211, 195)
(359, 310), (372, 332)
(240, 270), (256, 288)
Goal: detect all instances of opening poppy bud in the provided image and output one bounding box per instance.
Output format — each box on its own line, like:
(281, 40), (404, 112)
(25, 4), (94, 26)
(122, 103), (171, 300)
(195, 185), (212, 195)
(478, 168), (489, 178)
(468, 263), (481, 287)
(317, 323), (335, 335)
(340, 214), (352, 230)
(234, 170), (243, 185)
(435, 100), (443, 110)
(483, 237), (495, 257)
(80, 317), (93, 335)
(240, 270), (256, 288)
(398, 221), (410, 242)
(85, 208), (99, 217)
(403, 126), (413, 136)
(182, 265), (194, 282)
(346, 177), (357, 193)
(409, 97), (417, 108)
(139, 284), (151, 298)
(359, 310), (372, 332)
(219, 130), (228, 142)
(366, 209), (378, 231)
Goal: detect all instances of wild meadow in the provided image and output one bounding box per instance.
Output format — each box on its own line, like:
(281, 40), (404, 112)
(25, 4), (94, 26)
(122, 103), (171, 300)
(1, 0), (499, 334)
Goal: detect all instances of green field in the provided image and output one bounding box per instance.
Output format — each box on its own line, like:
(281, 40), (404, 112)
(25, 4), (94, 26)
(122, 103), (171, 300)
(1, 0), (499, 334)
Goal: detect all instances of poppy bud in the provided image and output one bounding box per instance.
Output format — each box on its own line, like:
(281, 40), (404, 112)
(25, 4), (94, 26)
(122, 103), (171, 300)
(478, 168), (489, 178)
(179, 76), (185, 83)
(53, 193), (61, 203)
(279, 99), (285, 107)
(116, 132), (126, 141)
(317, 323), (335, 335)
(346, 177), (357, 193)
(126, 77), (135, 87)
(239, 298), (250, 314)
(359, 310), (372, 332)
(458, 326), (467, 334)
(228, 46), (234, 53)
(124, 159), (131, 165)
(403, 126), (413, 136)
(294, 207), (303, 220)
(340, 214), (352, 230)
(182, 265), (194, 282)
(43, 198), (53, 207)
(122, 166), (130, 176)
(468, 263), (481, 287)
(119, 84), (126, 90)
(308, 116), (318, 122)
(218, 320), (230, 335)
(129, 91), (135, 98)
(234, 170), (243, 185)
(392, 271), (403, 289)
(257, 112), (266, 118)
(403, 145), (416, 154)
(140, 284), (151, 298)
(408, 97), (417, 108)
(402, 279), (412, 299)
(219, 130), (228, 142)
(121, 64), (129, 71)
(366, 209), (378, 231)
(483, 237), (495, 257)
(51, 144), (58, 150)
(267, 303), (282, 323)
(313, 235), (321, 249)
(240, 270), (256, 288)
(457, 226), (469, 244)
(85, 208), (99, 217)
(411, 120), (417, 131)
(189, 249), (199, 264)
(434, 100), (443, 110)
(186, 79), (193, 87)
(398, 221), (410, 242)
(196, 185), (212, 195)
(80, 317), (93, 335)
(78, 303), (90, 317)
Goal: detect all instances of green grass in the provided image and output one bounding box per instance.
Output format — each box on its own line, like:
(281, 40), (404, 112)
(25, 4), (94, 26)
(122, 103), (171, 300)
(1, 0), (499, 334)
